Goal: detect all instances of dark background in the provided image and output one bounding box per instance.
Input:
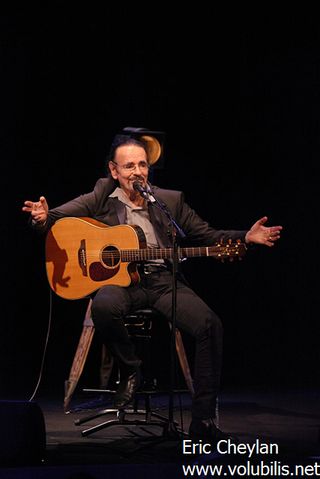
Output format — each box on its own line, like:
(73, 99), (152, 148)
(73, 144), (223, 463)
(1, 8), (318, 400)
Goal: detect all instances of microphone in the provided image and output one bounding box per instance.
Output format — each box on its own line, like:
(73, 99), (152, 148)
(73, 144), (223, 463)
(133, 181), (156, 202)
(133, 180), (147, 196)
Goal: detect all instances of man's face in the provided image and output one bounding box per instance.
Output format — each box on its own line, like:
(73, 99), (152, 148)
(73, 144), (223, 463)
(109, 144), (149, 197)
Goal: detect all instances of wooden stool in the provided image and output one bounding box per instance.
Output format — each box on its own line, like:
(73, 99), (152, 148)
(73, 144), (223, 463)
(64, 299), (194, 413)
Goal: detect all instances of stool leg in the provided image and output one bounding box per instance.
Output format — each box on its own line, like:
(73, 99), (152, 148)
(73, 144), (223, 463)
(64, 299), (95, 413)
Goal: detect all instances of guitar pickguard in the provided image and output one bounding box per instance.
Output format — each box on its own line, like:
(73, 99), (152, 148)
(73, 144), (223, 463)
(89, 262), (120, 282)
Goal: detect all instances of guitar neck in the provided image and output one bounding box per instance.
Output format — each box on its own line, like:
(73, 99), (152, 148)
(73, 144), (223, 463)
(121, 246), (225, 262)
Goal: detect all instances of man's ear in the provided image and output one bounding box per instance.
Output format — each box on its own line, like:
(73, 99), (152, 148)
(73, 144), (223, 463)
(108, 161), (118, 180)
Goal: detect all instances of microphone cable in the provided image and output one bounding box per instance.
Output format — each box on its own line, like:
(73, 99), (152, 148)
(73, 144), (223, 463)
(28, 287), (53, 402)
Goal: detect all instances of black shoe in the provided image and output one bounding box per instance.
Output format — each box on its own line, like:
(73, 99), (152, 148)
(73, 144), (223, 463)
(189, 417), (238, 445)
(113, 370), (141, 409)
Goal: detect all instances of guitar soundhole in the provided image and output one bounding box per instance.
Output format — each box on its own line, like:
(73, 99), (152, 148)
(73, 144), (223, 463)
(102, 246), (121, 268)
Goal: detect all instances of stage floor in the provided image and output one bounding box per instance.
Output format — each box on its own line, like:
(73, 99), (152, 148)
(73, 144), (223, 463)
(1, 388), (320, 478)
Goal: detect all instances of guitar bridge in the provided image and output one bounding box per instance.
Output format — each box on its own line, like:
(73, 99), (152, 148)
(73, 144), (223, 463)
(78, 239), (88, 276)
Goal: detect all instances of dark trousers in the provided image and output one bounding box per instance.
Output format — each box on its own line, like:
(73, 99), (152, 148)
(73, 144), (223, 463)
(91, 270), (223, 420)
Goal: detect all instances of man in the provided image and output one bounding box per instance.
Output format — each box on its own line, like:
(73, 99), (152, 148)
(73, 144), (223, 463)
(22, 128), (282, 442)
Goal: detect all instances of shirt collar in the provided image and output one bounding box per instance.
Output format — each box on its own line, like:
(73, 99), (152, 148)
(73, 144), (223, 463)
(110, 187), (146, 210)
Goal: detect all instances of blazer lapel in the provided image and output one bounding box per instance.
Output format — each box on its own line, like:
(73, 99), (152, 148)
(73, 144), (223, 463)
(95, 198), (126, 226)
(148, 203), (172, 248)
(112, 198), (127, 225)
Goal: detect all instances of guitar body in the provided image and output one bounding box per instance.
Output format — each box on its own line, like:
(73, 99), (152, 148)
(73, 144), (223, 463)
(46, 216), (246, 300)
(46, 217), (145, 300)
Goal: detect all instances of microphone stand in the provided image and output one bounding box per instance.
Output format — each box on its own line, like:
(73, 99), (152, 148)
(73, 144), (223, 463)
(166, 221), (186, 438)
(135, 181), (186, 438)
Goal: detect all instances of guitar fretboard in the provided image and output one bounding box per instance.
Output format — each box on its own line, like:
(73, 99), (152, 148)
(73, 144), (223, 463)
(100, 245), (239, 262)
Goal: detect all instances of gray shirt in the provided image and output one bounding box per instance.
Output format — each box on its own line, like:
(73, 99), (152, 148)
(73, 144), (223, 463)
(109, 187), (160, 250)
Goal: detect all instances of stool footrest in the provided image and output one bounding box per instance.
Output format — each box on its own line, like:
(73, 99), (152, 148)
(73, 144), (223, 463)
(78, 409), (182, 437)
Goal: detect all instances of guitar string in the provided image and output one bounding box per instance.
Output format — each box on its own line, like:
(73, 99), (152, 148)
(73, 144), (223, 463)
(76, 249), (243, 258)
(77, 246), (243, 256)
(76, 246), (243, 254)
(76, 251), (242, 259)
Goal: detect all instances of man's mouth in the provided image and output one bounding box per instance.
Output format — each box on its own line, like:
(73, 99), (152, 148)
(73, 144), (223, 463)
(130, 176), (144, 185)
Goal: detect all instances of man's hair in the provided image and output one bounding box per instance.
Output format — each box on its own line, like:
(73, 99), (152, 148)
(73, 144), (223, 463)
(107, 135), (148, 163)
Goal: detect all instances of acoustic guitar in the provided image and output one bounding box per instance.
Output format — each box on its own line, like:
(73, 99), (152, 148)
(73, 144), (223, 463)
(45, 217), (247, 300)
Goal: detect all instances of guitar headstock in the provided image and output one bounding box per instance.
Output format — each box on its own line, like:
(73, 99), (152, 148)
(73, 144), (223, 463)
(213, 239), (247, 262)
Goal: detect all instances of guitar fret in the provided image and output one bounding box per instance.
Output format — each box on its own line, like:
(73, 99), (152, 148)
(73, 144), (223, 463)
(182, 247), (205, 257)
